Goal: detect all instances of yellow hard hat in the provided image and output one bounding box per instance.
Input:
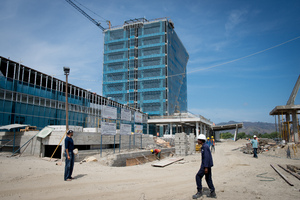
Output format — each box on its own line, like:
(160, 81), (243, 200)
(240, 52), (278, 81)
(207, 137), (210, 139)
(211, 136), (214, 138)
(151, 149), (153, 153)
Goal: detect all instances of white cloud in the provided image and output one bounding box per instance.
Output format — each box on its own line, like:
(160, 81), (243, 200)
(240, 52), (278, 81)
(225, 9), (248, 33)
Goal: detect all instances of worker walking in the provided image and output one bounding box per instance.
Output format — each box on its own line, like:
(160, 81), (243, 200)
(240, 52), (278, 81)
(193, 134), (216, 199)
(64, 130), (75, 181)
(206, 137), (211, 148)
(211, 136), (215, 153)
(250, 135), (258, 158)
(151, 149), (161, 160)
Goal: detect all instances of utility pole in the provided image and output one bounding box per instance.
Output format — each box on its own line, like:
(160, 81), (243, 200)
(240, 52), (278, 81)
(63, 67), (70, 131)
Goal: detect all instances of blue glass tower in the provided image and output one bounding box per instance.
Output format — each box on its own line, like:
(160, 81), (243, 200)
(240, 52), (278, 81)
(103, 18), (189, 116)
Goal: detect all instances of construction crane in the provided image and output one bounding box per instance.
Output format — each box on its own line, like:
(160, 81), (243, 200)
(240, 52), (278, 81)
(65, 0), (111, 31)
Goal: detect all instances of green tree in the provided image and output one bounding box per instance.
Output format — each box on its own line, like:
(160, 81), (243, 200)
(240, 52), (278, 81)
(237, 132), (246, 140)
(221, 132), (234, 139)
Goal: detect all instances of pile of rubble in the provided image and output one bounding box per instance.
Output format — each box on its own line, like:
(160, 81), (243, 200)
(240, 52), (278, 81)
(239, 138), (300, 159)
(154, 137), (172, 148)
(240, 138), (277, 154)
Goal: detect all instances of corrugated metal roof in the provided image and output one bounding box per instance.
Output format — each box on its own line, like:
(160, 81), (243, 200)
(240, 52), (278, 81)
(0, 124), (29, 130)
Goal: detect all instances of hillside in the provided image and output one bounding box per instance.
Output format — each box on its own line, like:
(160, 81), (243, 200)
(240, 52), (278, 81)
(217, 121), (276, 135)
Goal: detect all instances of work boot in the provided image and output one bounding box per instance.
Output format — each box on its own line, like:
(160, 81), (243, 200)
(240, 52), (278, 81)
(192, 191), (202, 199)
(207, 191), (216, 198)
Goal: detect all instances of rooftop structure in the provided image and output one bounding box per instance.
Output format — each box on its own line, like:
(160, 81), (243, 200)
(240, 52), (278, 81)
(102, 17), (189, 116)
(269, 75), (300, 142)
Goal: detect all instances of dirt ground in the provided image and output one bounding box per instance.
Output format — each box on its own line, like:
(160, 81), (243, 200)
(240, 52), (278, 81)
(0, 140), (299, 200)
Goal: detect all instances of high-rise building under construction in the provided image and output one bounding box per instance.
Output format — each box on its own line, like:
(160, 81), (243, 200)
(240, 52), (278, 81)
(103, 18), (189, 116)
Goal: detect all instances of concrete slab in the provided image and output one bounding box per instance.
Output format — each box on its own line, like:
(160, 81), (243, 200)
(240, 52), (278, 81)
(151, 157), (184, 167)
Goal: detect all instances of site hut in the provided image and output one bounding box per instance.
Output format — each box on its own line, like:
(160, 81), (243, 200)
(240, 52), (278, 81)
(102, 18), (190, 136)
(0, 56), (151, 158)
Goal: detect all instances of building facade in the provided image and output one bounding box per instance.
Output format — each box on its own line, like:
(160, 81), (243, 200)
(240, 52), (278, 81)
(102, 18), (189, 116)
(0, 56), (147, 131)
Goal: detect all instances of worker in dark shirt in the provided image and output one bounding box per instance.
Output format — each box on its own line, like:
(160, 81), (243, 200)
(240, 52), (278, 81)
(193, 134), (216, 199)
(64, 130), (74, 181)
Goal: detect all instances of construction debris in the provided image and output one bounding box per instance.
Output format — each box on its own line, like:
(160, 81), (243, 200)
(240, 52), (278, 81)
(238, 139), (300, 159)
(42, 157), (58, 162)
(155, 137), (172, 148)
(20, 126), (37, 132)
(278, 164), (300, 180)
(80, 156), (98, 164)
(287, 164), (300, 173)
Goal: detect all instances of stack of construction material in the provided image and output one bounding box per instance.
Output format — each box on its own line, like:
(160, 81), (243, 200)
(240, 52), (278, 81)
(48, 125), (83, 132)
(188, 134), (196, 155)
(175, 132), (188, 156)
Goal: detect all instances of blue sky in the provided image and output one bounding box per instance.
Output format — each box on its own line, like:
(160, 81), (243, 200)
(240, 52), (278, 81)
(0, 0), (299, 123)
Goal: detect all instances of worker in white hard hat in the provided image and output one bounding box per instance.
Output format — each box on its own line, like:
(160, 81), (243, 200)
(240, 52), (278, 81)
(250, 135), (258, 158)
(192, 134), (216, 199)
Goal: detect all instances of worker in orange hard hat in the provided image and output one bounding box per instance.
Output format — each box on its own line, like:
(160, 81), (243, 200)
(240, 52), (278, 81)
(151, 149), (161, 160)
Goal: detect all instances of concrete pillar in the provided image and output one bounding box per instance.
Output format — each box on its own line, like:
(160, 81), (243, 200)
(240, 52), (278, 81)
(147, 124), (149, 135)
(204, 125), (207, 136)
(170, 123), (173, 135)
(200, 123), (203, 135)
(234, 124), (238, 142)
(278, 115), (282, 138)
(292, 111), (299, 142)
(196, 122), (199, 138)
(176, 124), (179, 133)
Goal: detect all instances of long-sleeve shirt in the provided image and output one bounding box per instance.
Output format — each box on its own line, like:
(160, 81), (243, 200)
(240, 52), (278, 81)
(250, 139), (258, 148)
(201, 143), (213, 168)
(65, 136), (74, 152)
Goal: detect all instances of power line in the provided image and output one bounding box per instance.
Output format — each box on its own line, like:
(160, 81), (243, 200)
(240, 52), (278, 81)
(187, 35), (300, 75)
(61, 34), (300, 84)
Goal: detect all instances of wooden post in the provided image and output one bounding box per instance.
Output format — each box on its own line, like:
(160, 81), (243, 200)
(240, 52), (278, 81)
(270, 164), (294, 186)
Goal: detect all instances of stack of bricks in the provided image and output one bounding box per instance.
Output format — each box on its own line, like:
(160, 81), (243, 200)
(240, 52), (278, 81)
(175, 132), (188, 156)
(187, 134), (196, 155)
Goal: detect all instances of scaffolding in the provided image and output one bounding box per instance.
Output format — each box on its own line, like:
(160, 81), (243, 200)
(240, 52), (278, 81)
(103, 18), (189, 117)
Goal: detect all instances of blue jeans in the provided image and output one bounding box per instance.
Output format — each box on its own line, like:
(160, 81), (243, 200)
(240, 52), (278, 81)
(64, 152), (74, 181)
(196, 167), (215, 192)
(253, 148), (258, 158)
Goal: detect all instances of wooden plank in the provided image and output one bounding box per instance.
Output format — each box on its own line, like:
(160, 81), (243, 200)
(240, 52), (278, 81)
(270, 164), (294, 186)
(152, 157), (184, 167)
(278, 164), (300, 181)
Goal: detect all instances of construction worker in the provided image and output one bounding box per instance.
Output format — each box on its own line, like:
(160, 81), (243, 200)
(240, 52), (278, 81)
(64, 130), (75, 181)
(206, 137), (211, 147)
(211, 136), (215, 153)
(192, 134), (216, 199)
(250, 135), (258, 158)
(151, 149), (161, 160)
